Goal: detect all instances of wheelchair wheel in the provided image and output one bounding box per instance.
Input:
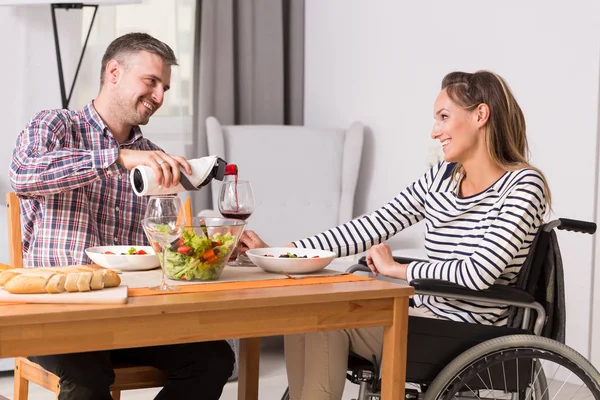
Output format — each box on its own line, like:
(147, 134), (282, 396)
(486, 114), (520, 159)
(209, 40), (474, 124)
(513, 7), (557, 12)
(424, 335), (600, 400)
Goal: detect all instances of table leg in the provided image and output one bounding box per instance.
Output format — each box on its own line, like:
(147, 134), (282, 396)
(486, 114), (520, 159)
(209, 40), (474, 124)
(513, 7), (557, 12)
(380, 297), (410, 399)
(238, 337), (261, 400)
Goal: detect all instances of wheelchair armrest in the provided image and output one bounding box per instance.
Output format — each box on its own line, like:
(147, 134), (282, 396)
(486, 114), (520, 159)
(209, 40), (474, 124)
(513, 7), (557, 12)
(410, 279), (534, 304)
(349, 255), (534, 304)
(346, 255), (428, 274)
(346, 263), (372, 274)
(353, 255), (429, 268)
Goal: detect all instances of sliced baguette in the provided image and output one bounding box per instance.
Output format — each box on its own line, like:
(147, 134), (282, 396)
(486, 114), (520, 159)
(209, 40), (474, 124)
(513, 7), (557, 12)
(90, 270), (105, 290)
(4, 272), (55, 294)
(0, 270), (23, 286)
(45, 274), (66, 294)
(45, 265), (121, 288)
(64, 273), (80, 292)
(0, 265), (121, 293)
(76, 271), (92, 292)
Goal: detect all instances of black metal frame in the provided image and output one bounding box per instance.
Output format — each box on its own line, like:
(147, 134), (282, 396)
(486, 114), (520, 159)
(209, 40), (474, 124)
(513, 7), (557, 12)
(51, 3), (99, 109)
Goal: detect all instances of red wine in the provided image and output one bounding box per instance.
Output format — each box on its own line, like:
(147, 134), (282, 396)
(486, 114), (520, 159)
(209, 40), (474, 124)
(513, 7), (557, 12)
(234, 174), (239, 211)
(221, 211), (252, 221)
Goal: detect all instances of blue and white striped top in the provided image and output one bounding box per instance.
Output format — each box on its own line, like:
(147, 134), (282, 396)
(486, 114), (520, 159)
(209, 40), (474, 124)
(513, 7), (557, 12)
(292, 161), (547, 325)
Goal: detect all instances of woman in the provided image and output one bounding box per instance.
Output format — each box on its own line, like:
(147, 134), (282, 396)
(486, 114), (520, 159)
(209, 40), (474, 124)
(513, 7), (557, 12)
(238, 70), (550, 400)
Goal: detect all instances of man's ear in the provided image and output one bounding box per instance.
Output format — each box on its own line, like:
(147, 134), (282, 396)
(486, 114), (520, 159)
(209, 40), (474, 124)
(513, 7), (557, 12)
(475, 103), (490, 128)
(105, 60), (121, 84)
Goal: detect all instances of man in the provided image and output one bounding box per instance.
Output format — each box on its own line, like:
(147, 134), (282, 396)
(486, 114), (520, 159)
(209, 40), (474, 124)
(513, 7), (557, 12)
(9, 33), (234, 400)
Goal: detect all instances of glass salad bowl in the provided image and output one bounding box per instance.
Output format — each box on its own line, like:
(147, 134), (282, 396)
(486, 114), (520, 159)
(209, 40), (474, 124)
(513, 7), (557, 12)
(147, 217), (246, 281)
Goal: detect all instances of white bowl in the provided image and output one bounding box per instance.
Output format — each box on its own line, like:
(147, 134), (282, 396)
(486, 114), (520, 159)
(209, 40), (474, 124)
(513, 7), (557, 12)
(246, 247), (336, 274)
(85, 245), (160, 271)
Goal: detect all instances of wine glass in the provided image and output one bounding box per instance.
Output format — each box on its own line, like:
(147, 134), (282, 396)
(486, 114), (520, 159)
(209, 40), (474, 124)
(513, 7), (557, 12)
(218, 180), (255, 266)
(145, 195), (184, 220)
(142, 195), (185, 291)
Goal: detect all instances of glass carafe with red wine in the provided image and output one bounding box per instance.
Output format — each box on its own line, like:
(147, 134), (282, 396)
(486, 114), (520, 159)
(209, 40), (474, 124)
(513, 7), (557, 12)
(218, 168), (255, 266)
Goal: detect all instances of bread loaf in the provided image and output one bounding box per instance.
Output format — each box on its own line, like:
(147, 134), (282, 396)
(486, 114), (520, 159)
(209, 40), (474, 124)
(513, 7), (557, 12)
(0, 270), (22, 286)
(45, 265), (121, 288)
(0, 264), (13, 272)
(90, 270), (105, 290)
(64, 273), (80, 292)
(45, 274), (66, 294)
(4, 271), (55, 294)
(76, 272), (92, 292)
(0, 265), (121, 294)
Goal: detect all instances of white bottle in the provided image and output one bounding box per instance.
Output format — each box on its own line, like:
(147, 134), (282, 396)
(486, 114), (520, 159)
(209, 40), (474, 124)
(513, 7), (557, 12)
(130, 155), (232, 196)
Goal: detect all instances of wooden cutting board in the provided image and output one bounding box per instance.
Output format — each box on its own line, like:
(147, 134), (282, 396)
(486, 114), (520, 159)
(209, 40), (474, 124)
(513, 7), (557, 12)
(0, 285), (128, 304)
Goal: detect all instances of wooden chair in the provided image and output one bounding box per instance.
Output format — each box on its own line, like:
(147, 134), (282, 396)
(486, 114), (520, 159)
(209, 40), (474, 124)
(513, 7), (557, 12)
(6, 192), (167, 400)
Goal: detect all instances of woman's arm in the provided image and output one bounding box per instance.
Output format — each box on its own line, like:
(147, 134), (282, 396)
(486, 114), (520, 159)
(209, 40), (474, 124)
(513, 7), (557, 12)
(364, 242), (408, 279)
(292, 163), (445, 257)
(237, 163), (445, 255)
(405, 172), (546, 290)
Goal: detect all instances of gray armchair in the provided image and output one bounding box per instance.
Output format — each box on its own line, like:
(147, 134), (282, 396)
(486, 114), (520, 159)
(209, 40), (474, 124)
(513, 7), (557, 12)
(204, 116), (365, 380)
(205, 116), (365, 246)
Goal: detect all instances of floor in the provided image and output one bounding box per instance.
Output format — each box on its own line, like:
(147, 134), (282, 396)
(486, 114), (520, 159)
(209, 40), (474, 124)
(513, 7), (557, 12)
(0, 338), (361, 400)
(2, 340), (590, 399)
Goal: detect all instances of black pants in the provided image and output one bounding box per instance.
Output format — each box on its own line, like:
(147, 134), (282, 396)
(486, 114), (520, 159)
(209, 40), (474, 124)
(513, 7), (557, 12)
(29, 341), (234, 400)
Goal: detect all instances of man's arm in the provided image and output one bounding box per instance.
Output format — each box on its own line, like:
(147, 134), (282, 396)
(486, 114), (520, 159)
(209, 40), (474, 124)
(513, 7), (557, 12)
(9, 113), (121, 196)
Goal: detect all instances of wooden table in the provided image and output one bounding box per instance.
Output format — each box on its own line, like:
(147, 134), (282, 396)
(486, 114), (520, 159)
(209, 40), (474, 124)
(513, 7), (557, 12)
(0, 280), (413, 399)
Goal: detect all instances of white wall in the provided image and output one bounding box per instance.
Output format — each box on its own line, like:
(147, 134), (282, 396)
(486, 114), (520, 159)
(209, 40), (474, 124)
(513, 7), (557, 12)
(305, 0), (600, 360)
(0, 5), (82, 265)
(0, 5), (190, 267)
(2, 0), (599, 368)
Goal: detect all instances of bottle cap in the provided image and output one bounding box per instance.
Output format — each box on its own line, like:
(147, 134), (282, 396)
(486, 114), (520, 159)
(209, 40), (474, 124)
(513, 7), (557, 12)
(225, 164), (238, 176)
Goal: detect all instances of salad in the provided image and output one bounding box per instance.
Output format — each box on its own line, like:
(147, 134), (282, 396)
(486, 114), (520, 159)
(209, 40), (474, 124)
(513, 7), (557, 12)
(104, 247), (147, 255)
(162, 229), (237, 280)
(264, 252), (320, 259)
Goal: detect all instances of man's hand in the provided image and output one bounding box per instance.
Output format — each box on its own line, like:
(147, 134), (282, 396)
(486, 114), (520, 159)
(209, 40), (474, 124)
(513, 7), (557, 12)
(365, 243), (407, 280)
(117, 149), (192, 188)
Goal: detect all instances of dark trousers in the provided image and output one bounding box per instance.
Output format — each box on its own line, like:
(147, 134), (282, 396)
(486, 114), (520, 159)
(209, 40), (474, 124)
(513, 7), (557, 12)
(29, 341), (234, 400)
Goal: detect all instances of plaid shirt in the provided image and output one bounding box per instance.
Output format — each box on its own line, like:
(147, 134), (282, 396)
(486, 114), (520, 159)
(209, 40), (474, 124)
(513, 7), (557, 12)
(9, 102), (161, 267)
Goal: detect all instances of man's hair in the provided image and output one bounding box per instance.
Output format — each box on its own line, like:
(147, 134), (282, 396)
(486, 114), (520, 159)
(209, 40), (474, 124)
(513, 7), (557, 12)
(100, 32), (178, 85)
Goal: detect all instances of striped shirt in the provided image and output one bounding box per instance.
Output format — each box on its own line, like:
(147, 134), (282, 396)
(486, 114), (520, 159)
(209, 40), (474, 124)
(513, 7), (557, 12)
(9, 102), (160, 267)
(293, 161), (547, 325)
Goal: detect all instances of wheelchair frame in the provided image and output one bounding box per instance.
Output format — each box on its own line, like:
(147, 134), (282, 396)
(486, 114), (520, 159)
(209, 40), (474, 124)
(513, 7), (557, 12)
(281, 218), (600, 400)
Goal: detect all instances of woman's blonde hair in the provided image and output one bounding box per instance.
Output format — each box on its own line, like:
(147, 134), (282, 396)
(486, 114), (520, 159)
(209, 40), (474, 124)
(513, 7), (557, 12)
(441, 70), (551, 208)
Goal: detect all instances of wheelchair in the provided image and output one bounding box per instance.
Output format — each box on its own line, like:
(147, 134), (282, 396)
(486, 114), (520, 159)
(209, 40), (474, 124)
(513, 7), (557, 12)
(281, 218), (600, 400)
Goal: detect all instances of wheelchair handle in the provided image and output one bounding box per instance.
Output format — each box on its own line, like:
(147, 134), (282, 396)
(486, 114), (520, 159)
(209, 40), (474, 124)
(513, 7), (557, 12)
(554, 218), (596, 235)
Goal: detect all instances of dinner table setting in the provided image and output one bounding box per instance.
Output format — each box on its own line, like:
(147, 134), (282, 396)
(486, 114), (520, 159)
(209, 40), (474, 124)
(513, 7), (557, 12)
(0, 176), (414, 400)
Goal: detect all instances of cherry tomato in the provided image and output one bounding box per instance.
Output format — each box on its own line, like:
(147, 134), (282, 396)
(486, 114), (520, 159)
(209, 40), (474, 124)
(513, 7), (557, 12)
(104, 251), (115, 255)
(136, 249), (147, 255)
(177, 246), (191, 254)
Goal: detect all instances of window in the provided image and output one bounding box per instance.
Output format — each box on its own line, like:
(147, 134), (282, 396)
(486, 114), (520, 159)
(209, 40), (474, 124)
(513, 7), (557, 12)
(75, 0), (196, 142)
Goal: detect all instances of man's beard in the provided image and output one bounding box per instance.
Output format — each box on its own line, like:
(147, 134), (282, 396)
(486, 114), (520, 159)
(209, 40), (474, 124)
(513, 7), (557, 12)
(114, 95), (150, 126)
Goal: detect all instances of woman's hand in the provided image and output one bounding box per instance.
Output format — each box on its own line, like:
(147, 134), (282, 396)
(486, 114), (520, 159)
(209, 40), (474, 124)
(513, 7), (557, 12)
(234, 231), (295, 260)
(366, 243), (407, 280)
(237, 230), (269, 253)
